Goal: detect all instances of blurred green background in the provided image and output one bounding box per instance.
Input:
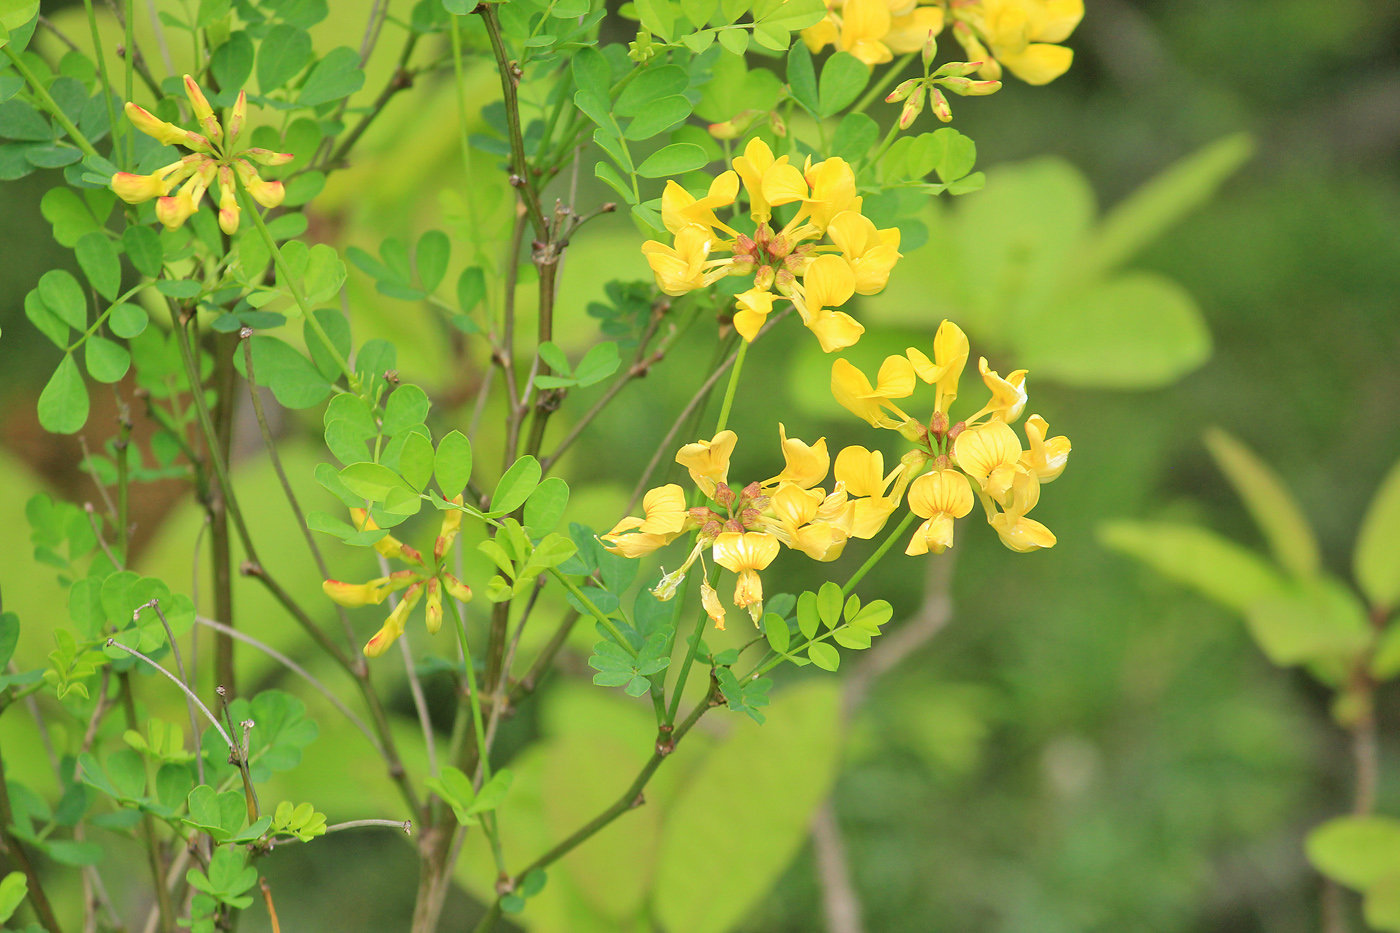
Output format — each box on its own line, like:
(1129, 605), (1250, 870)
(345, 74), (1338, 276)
(3, 0), (1400, 930)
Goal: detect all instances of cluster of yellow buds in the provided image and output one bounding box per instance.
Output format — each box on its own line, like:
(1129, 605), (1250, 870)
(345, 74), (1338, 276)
(949, 0), (1084, 86)
(642, 138), (902, 353)
(802, 0), (946, 67)
(110, 75), (291, 234)
(831, 319), (1071, 554)
(321, 498), (474, 658)
(884, 33), (1001, 127)
(602, 425), (914, 628)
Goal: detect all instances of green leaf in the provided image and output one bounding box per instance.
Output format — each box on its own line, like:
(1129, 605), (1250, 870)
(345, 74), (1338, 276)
(634, 0), (675, 41)
(537, 341), (572, 376)
(758, 0), (824, 28)
(457, 266), (486, 312)
(807, 641), (839, 671)
(75, 231), (120, 300)
(818, 52), (868, 118)
(1245, 577), (1371, 668)
(84, 335), (130, 383)
(786, 41), (818, 115)
(594, 161), (635, 204)
(849, 599), (892, 633)
(434, 430), (473, 497)
(234, 335), (331, 409)
(38, 269), (86, 330)
(524, 477), (569, 535)
(637, 143), (709, 178)
(1307, 815), (1400, 889)
(1075, 133), (1254, 282)
(24, 289), (68, 347)
(381, 383), (430, 435)
(1365, 876), (1400, 933)
(416, 230), (450, 292)
(762, 612), (789, 654)
(105, 748), (146, 799)
(830, 112), (877, 162)
(571, 46), (610, 101)
(398, 432), (435, 492)
(257, 24), (312, 93)
(0, 871), (26, 924)
(574, 89), (620, 137)
(303, 308), (350, 381)
(210, 30), (254, 92)
(468, 768), (514, 814)
(155, 763), (194, 811)
(1099, 520), (1286, 614)
(624, 95), (692, 141)
(815, 581), (842, 629)
(38, 354), (89, 434)
(108, 302), (147, 338)
(339, 462), (410, 503)
(796, 590), (819, 639)
(573, 342), (620, 386)
(656, 680), (841, 933)
(0, 1), (39, 34)
(1356, 455), (1400, 612)
(832, 627), (871, 649)
(1018, 273), (1211, 389)
(0, 614), (17, 669)
(717, 27), (748, 55)
(122, 226), (163, 278)
(302, 243), (346, 305)
(298, 47), (365, 107)
(1204, 427), (1319, 579)
(491, 456), (541, 516)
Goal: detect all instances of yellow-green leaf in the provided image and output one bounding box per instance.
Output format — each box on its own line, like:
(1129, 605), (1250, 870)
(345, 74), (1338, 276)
(1204, 426), (1319, 578)
(1356, 455), (1400, 612)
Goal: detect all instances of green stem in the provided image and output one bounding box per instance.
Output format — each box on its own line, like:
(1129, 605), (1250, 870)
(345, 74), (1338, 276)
(548, 569), (638, 657)
(843, 510), (917, 597)
(713, 339), (748, 434)
(852, 53), (914, 114)
(81, 0), (121, 165)
(664, 602), (707, 726)
(2, 47), (101, 159)
(236, 186), (359, 390)
(477, 3), (548, 238)
(447, 600), (506, 873)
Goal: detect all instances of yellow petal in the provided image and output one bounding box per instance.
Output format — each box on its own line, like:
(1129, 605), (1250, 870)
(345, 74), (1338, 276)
(676, 430), (738, 497)
(952, 421), (1023, 488)
(907, 468), (974, 520)
(712, 531), (781, 573)
(884, 6), (945, 53)
(989, 512), (1056, 551)
(770, 422), (830, 489)
(998, 42), (1073, 85)
(905, 513), (955, 555)
(806, 308), (864, 353)
(803, 254), (857, 309)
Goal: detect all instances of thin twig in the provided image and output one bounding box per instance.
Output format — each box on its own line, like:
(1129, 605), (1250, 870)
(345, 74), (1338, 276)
(194, 615), (380, 754)
(104, 638), (234, 750)
(39, 16), (81, 53)
(379, 555), (437, 776)
(482, 577), (544, 762)
(326, 818), (413, 834)
(812, 801), (865, 933)
(0, 743), (64, 933)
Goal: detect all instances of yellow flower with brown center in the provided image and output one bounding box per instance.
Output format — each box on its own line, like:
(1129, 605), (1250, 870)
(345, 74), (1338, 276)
(905, 468), (974, 555)
(111, 78), (291, 233)
(712, 531), (781, 623)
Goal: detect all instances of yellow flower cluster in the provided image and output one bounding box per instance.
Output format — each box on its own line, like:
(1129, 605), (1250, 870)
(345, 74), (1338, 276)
(321, 500), (474, 658)
(641, 138), (903, 353)
(603, 425), (905, 627)
(831, 319), (1071, 554)
(950, 0), (1084, 85)
(111, 75), (291, 234)
(802, 0), (945, 67)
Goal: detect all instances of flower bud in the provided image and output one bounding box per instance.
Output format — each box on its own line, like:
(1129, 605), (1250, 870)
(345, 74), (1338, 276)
(741, 481), (762, 500)
(242, 148), (295, 167)
(234, 160), (286, 209)
(714, 482), (736, 509)
(322, 578), (390, 608)
(921, 30), (937, 72)
(398, 543), (425, 566)
(724, 517), (745, 534)
(112, 171), (171, 204)
(899, 86), (926, 129)
(754, 264), (776, 291)
(768, 110), (787, 137)
(767, 233), (793, 260)
(929, 87), (952, 123)
(947, 420), (966, 441)
(183, 74), (221, 144)
(939, 76), (1001, 97)
(932, 61), (983, 78)
(226, 90), (247, 142)
(442, 573), (474, 603)
(124, 102), (207, 150)
(217, 166), (240, 235)
(741, 507), (762, 526)
(886, 79), (920, 103)
(424, 578), (442, 635)
(701, 519), (724, 539)
(774, 268), (796, 293)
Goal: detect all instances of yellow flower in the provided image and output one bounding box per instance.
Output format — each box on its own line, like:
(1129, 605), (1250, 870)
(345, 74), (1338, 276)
(952, 420), (1022, 502)
(601, 484), (693, 557)
(351, 508), (415, 562)
(322, 577), (392, 608)
(701, 577), (727, 631)
(113, 76), (294, 232)
(905, 468), (974, 554)
(733, 138), (793, 224)
(988, 467), (1056, 551)
(826, 211), (902, 295)
(835, 445), (901, 538)
(955, 0), (1082, 85)
(839, 0), (894, 64)
(363, 582), (424, 658)
(661, 172), (740, 236)
(734, 288), (775, 342)
(712, 531), (781, 623)
(767, 423), (830, 489)
(1020, 414), (1070, 482)
(796, 255), (863, 353)
(830, 356), (916, 430)
(803, 157), (861, 232)
(642, 226), (714, 296)
(906, 319), (969, 415)
(885, 4), (945, 53)
(971, 357), (1028, 423)
(676, 430), (738, 498)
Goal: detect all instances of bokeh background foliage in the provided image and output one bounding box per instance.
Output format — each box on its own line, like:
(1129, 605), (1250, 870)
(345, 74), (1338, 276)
(0, 0), (1398, 930)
